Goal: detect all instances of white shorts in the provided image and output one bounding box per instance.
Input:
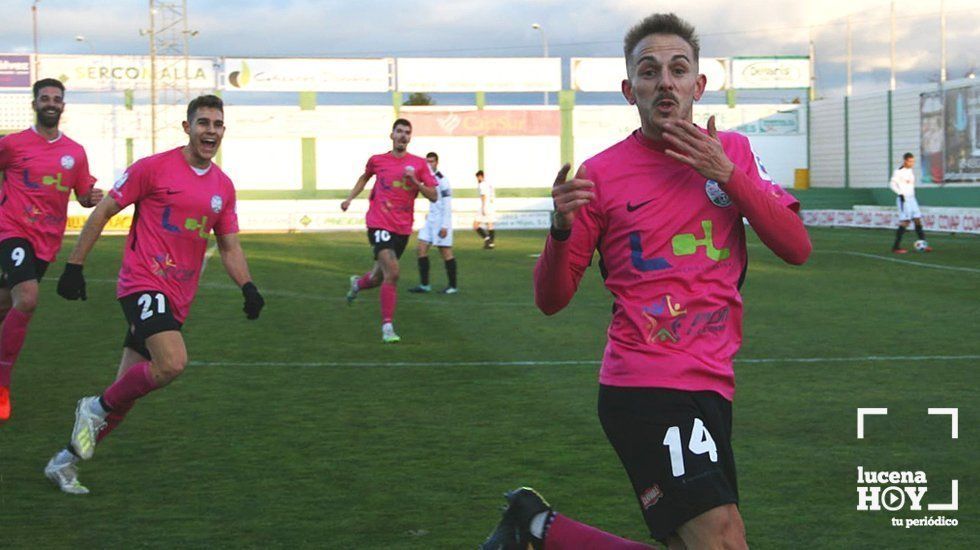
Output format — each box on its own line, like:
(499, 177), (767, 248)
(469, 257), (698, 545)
(897, 195), (921, 221)
(475, 204), (495, 225)
(418, 220), (453, 247)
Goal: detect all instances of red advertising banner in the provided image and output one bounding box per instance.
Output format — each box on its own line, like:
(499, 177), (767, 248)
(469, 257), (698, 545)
(406, 110), (560, 136)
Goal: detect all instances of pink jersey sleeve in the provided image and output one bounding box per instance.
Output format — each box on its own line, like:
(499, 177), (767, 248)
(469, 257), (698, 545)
(109, 159), (151, 208)
(0, 136), (11, 170)
(533, 165), (604, 315)
(72, 149), (97, 197)
(364, 155), (377, 178)
(723, 134), (810, 265)
(417, 159), (437, 187)
(213, 184), (239, 236)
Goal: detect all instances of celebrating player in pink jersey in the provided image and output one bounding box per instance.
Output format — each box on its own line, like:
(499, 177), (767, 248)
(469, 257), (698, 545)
(0, 79), (102, 422)
(43, 95), (265, 495)
(341, 118), (438, 343)
(481, 13), (811, 550)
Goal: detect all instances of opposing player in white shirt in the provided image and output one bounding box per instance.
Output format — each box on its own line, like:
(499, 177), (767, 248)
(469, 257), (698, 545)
(890, 152), (931, 253)
(473, 170), (496, 249)
(409, 152), (458, 294)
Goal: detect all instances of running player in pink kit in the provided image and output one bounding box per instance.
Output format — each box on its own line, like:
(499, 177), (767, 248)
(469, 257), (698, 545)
(0, 79), (101, 421)
(481, 14), (811, 549)
(43, 95), (265, 495)
(341, 118), (438, 343)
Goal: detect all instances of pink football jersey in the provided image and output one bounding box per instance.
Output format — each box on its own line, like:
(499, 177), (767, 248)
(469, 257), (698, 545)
(110, 147), (238, 323)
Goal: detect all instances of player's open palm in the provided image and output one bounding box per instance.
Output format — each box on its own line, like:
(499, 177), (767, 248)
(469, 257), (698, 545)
(551, 163), (594, 230)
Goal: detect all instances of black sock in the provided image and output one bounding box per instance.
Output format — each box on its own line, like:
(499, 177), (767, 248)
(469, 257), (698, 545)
(893, 226), (906, 249)
(488, 229), (495, 241)
(476, 227), (488, 239)
(915, 223), (926, 240)
(418, 256), (430, 286)
(66, 444), (80, 458)
(99, 395), (113, 413)
(445, 258), (457, 288)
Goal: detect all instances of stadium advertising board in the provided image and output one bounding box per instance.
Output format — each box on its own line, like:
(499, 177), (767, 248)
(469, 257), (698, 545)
(0, 55), (31, 88)
(397, 58), (561, 92)
(36, 54), (217, 91)
(802, 207), (980, 234)
(942, 83), (980, 183)
(222, 58), (393, 92)
(571, 57), (728, 92)
(407, 109), (560, 136)
(730, 57), (809, 89)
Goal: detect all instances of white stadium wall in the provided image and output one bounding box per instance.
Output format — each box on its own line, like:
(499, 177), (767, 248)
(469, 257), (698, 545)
(847, 93), (889, 188)
(807, 80), (973, 189)
(891, 86), (926, 174)
(809, 99), (846, 188)
(5, 100), (806, 192)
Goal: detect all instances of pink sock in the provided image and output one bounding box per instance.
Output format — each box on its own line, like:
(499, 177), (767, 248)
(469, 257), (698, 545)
(380, 283), (397, 324)
(545, 514), (654, 550)
(0, 308), (32, 387)
(357, 271), (379, 290)
(97, 400), (135, 442)
(102, 361), (158, 410)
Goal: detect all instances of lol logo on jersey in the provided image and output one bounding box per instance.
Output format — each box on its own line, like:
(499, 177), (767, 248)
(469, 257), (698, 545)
(855, 408), (959, 528)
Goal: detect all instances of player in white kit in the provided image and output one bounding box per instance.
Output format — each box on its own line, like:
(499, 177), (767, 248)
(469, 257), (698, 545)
(409, 152), (458, 294)
(890, 153), (931, 253)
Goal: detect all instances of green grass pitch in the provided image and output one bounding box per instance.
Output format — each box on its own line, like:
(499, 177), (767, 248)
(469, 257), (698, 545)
(1, 227), (976, 548)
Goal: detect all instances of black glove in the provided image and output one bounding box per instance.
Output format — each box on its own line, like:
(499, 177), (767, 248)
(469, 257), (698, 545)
(57, 263), (87, 301)
(241, 282), (264, 320)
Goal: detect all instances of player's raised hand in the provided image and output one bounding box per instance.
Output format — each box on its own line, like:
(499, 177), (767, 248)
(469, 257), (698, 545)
(551, 163), (595, 231)
(663, 115), (735, 184)
(57, 263), (87, 301)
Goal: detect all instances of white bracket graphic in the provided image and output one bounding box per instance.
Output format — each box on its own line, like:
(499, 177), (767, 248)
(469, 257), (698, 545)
(856, 408), (888, 439)
(927, 480), (959, 511)
(927, 408), (959, 439)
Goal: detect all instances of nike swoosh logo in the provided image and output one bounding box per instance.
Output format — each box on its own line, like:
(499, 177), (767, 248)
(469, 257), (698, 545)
(626, 199), (655, 212)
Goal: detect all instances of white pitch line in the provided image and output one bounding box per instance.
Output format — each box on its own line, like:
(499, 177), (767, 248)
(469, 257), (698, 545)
(746, 243), (980, 274)
(834, 251), (980, 274)
(189, 354), (980, 369)
(200, 244), (219, 275)
(87, 278), (563, 307)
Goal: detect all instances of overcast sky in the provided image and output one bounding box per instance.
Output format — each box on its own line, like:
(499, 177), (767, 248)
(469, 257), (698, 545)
(1, 0), (977, 99)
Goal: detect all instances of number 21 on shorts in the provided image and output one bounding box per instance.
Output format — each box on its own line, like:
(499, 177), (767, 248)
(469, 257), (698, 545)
(137, 292), (167, 321)
(663, 418), (718, 477)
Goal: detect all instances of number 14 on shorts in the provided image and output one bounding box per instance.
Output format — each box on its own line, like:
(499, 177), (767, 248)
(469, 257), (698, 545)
(663, 418), (718, 477)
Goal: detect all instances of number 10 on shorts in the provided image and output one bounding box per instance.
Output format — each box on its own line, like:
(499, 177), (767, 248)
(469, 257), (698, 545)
(663, 418), (718, 477)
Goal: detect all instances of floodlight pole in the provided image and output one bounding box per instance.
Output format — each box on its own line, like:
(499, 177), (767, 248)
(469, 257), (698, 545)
(889, 1), (896, 91)
(940, 0), (947, 84)
(149, 2), (158, 153)
(532, 23), (549, 106)
(32, 1), (41, 77)
(845, 16), (852, 97)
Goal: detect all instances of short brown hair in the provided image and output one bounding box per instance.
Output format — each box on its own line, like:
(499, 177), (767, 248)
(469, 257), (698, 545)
(393, 118), (412, 131)
(33, 78), (65, 99)
(623, 13), (700, 70)
(187, 95), (223, 121)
